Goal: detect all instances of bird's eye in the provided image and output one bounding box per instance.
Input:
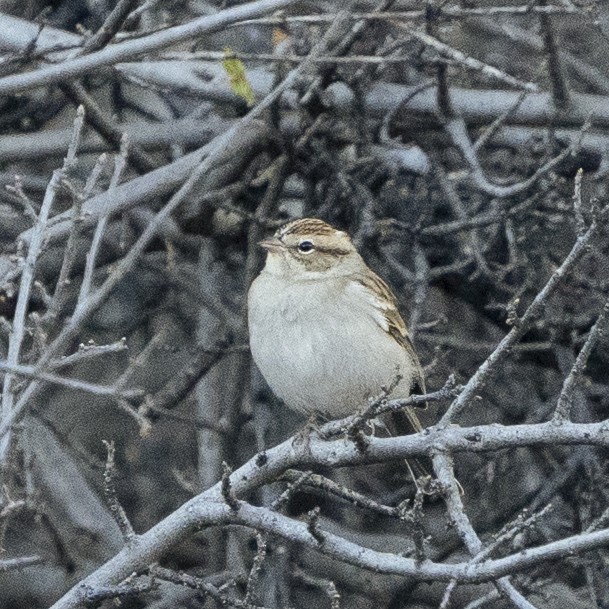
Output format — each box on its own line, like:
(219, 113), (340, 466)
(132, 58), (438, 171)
(298, 240), (315, 253)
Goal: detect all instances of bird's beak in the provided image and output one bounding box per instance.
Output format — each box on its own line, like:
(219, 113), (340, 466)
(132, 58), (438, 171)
(258, 237), (283, 251)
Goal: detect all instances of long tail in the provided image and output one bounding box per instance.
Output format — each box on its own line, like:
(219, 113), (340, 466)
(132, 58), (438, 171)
(383, 407), (434, 492)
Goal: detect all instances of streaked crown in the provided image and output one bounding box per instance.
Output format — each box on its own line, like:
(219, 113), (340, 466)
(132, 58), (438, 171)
(278, 218), (339, 239)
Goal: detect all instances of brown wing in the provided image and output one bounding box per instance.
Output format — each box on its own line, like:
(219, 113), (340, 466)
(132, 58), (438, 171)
(355, 271), (426, 400)
(355, 271), (432, 485)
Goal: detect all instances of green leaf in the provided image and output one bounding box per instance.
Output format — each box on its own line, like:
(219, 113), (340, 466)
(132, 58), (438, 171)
(222, 47), (255, 107)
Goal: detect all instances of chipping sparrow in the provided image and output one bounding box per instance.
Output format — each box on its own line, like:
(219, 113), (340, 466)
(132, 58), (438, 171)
(247, 218), (427, 444)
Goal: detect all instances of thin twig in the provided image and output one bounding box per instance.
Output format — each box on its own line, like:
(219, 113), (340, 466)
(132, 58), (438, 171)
(46, 152), (108, 321)
(113, 330), (168, 392)
(294, 568), (341, 609)
(307, 506), (324, 544)
(59, 82), (156, 173)
(393, 21), (538, 92)
(49, 338), (128, 370)
(279, 470), (399, 518)
(235, 6), (582, 28)
(77, 135), (129, 308)
(221, 462), (239, 512)
(102, 440), (136, 542)
(271, 470), (312, 512)
(336, 375), (459, 438)
(124, 0), (163, 28)
(150, 566), (262, 609)
(1, 170), (62, 416)
(0, 360), (142, 399)
(445, 117), (588, 198)
(426, 6), (452, 119)
(572, 167), (586, 237)
(462, 589), (502, 609)
(471, 15), (609, 96)
(116, 398), (153, 436)
(0, 497), (26, 552)
(82, 0), (140, 54)
(65, 104), (86, 168)
(440, 197), (607, 425)
(160, 50), (475, 64)
(474, 89), (530, 151)
(393, 190), (544, 238)
(553, 296), (609, 420)
(440, 504), (553, 608)
(429, 152), (491, 276)
(586, 505), (609, 533)
(5, 175), (38, 222)
(0, 555), (43, 572)
(144, 346), (227, 412)
(244, 532), (267, 606)
(1, 106), (85, 413)
(539, 0), (570, 108)
(400, 485), (427, 564)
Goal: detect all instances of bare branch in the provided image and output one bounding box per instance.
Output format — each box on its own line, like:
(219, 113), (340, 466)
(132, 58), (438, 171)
(279, 470), (399, 518)
(572, 167), (586, 237)
(59, 82), (156, 173)
(445, 117), (587, 198)
(392, 22), (538, 92)
(554, 296), (609, 420)
(2, 5), (608, 607)
(0, 555), (43, 572)
(102, 440), (136, 542)
(244, 532), (268, 606)
(82, 0), (140, 54)
(440, 200), (608, 425)
(0, 105), (86, 419)
(307, 506), (325, 544)
(45, 153), (109, 322)
(474, 89), (530, 151)
(221, 462), (240, 513)
(0, 360), (141, 399)
(539, 0), (570, 108)
(77, 137), (129, 308)
(43, 406), (609, 609)
(80, 578), (157, 605)
(1, 170), (61, 416)
(235, 6), (582, 28)
(49, 338), (128, 371)
(433, 453), (537, 609)
(0, 0), (302, 96)
(150, 565), (262, 609)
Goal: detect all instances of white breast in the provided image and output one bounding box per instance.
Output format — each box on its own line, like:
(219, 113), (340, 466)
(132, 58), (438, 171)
(247, 272), (415, 418)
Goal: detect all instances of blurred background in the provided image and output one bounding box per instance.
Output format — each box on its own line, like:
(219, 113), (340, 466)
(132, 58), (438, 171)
(0, 1), (608, 607)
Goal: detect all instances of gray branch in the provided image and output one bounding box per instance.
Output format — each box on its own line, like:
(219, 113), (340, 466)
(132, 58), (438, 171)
(48, 418), (609, 609)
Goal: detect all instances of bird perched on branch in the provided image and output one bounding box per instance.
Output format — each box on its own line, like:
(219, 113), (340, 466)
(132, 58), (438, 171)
(247, 218), (429, 484)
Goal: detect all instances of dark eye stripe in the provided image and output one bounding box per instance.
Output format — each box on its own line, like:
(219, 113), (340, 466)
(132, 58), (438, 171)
(287, 244), (349, 256)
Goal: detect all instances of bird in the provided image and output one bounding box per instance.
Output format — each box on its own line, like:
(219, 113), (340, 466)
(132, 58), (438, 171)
(247, 217), (429, 482)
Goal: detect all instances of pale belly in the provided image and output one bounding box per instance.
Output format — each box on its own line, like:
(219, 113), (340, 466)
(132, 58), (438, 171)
(248, 274), (415, 418)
